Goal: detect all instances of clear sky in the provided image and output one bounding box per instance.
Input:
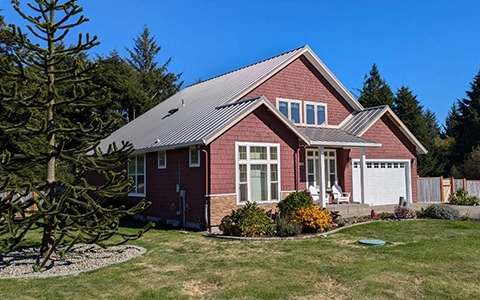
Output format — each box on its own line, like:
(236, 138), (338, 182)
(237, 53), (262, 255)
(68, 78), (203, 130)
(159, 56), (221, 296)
(2, 0), (480, 127)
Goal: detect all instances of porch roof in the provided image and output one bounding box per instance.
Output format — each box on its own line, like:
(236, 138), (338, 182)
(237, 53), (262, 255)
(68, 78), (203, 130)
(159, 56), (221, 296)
(296, 126), (382, 148)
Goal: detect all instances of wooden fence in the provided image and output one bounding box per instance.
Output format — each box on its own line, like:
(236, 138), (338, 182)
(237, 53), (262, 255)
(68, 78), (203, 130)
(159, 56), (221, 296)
(417, 177), (480, 203)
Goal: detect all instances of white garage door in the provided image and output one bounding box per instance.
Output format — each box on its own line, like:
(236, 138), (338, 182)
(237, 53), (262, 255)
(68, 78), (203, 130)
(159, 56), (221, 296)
(352, 160), (409, 205)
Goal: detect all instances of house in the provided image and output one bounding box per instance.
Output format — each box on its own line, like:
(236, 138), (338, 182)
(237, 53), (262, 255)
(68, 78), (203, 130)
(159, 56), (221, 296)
(98, 45), (427, 230)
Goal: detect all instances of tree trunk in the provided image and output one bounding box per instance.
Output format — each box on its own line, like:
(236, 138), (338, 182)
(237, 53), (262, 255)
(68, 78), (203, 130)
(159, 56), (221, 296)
(40, 221), (55, 257)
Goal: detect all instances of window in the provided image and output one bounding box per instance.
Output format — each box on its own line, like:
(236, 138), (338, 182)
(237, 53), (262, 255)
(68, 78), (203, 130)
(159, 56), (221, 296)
(236, 142), (280, 203)
(189, 146), (200, 167)
(306, 149), (336, 190)
(158, 151), (167, 169)
(305, 102), (327, 126)
(278, 99), (301, 123)
(128, 155), (145, 196)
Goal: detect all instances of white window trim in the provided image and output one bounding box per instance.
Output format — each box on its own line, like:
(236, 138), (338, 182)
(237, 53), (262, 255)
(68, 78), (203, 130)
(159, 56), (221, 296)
(277, 98), (303, 124)
(128, 155), (146, 197)
(235, 142), (281, 205)
(189, 146), (200, 167)
(304, 101), (328, 126)
(158, 150), (167, 169)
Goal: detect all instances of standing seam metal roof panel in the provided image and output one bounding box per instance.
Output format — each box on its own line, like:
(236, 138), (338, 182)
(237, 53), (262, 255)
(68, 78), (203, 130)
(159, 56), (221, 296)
(99, 47), (306, 151)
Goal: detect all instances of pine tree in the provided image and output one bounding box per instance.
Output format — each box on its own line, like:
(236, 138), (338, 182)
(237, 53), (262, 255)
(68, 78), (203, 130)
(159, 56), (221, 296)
(125, 25), (182, 121)
(357, 63), (394, 108)
(0, 0), (151, 271)
(453, 69), (480, 164)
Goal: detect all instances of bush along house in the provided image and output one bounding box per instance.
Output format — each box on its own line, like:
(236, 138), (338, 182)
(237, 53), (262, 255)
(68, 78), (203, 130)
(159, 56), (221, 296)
(98, 45), (427, 231)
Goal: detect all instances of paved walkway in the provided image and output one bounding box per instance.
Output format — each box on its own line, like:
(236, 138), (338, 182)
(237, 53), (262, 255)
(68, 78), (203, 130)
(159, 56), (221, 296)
(327, 202), (480, 219)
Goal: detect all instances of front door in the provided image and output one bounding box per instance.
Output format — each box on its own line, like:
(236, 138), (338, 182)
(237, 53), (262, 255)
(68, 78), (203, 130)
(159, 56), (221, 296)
(306, 149), (337, 191)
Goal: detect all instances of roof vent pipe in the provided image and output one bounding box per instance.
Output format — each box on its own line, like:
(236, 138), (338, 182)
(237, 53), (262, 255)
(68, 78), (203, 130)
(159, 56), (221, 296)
(182, 99), (185, 107)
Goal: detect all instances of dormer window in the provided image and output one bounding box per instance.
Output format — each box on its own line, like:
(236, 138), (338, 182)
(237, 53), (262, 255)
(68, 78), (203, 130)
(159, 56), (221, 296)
(305, 102), (327, 125)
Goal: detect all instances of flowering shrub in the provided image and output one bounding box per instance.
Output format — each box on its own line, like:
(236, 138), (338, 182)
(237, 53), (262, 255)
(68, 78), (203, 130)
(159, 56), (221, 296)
(277, 191), (313, 218)
(293, 206), (334, 233)
(393, 205), (416, 219)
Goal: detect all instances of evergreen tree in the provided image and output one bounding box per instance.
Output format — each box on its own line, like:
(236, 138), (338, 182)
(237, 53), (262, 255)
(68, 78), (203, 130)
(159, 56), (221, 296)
(95, 50), (149, 125)
(443, 102), (460, 139)
(125, 25), (182, 120)
(453, 69), (480, 164)
(357, 63), (394, 108)
(393, 86), (436, 176)
(0, 0), (151, 271)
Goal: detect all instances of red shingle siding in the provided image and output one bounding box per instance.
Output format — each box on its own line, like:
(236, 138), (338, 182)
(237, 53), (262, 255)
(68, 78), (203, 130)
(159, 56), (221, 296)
(209, 105), (299, 195)
(241, 56), (353, 125)
(343, 115), (418, 202)
(131, 149), (207, 225)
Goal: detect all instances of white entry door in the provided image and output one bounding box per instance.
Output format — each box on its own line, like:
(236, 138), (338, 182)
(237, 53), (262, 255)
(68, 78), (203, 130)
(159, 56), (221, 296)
(352, 160), (410, 205)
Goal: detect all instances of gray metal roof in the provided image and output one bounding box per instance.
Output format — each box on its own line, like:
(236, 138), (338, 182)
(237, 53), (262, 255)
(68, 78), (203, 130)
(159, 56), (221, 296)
(340, 106), (387, 136)
(296, 126), (381, 148)
(99, 47), (306, 153)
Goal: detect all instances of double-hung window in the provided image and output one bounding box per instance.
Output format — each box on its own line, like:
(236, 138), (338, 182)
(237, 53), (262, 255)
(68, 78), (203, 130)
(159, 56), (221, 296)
(128, 155), (145, 196)
(237, 142), (280, 204)
(305, 102), (327, 126)
(278, 98), (301, 123)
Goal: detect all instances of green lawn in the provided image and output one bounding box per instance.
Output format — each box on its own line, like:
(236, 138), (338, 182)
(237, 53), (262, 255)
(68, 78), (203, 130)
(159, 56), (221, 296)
(2, 220), (480, 299)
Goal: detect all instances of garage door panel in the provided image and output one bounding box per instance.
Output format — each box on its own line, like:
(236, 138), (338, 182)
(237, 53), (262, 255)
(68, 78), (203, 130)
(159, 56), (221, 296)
(352, 161), (408, 205)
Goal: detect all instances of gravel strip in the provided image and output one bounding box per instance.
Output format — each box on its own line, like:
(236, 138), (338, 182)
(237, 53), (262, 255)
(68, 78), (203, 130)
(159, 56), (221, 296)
(0, 244), (146, 279)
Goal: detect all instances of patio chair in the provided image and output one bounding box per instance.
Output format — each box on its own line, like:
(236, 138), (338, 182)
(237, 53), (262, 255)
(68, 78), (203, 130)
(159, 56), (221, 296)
(331, 184), (350, 204)
(309, 185), (329, 207)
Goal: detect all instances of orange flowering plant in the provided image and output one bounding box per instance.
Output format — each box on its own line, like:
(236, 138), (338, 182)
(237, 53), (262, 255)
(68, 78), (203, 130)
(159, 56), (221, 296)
(293, 206), (334, 233)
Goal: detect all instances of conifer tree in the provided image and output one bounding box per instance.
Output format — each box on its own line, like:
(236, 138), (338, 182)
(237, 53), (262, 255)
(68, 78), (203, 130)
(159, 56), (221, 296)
(125, 25), (182, 121)
(357, 63), (394, 108)
(0, 0), (151, 271)
(453, 69), (480, 164)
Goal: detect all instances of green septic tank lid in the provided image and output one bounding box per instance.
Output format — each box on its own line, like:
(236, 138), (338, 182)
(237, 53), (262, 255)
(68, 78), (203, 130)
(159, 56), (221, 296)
(359, 239), (385, 246)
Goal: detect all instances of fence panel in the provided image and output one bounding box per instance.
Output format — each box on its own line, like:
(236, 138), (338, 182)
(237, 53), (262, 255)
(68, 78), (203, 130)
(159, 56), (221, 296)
(454, 179), (465, 192)
(417, 177), (442, 203)
(467, 181), (480, 198)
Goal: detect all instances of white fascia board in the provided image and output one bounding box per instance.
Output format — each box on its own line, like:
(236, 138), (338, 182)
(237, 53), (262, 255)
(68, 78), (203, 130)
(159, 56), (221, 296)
(132, 140), (206, 154)
(309, 141), (382, 148)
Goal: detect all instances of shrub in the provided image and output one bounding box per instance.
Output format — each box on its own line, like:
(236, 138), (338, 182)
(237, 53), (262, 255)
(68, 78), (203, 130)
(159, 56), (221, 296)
(275, 216), (303, 237)
(393, 205), (416, 219)
(219, 201), (274, 237)
(415, 209), (425, 218)
(277, 191), (312, 218)
(424, 204), (460, 220)
(448, 189), (480, 206)
(376, 212), (392, 219)
(292, 206), (334, 233)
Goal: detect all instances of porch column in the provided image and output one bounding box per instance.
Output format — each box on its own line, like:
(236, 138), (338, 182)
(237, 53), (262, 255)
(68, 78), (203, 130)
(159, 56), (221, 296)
(360, 148), (366, 205)
(318, 147), (326, 208)
(405, 160), (412, 204)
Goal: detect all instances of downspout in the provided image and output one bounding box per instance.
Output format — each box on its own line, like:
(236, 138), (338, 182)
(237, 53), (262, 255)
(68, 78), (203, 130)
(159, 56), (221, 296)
(199, 146), (210, 232)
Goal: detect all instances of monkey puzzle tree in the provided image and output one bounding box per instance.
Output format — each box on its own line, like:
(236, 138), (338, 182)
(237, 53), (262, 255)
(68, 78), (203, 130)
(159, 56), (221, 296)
(0, 0), (151, 271)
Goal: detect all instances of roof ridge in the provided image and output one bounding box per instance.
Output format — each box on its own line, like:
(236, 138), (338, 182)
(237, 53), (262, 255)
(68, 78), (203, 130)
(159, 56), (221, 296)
(184, 45), (306, 89)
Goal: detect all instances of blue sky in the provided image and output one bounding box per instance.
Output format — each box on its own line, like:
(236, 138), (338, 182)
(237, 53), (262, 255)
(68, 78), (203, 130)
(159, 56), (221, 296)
(2, 0), (480, 127)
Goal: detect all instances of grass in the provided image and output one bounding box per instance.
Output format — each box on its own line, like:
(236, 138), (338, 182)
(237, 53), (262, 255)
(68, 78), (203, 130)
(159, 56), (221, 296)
(2, 220), (480, 299)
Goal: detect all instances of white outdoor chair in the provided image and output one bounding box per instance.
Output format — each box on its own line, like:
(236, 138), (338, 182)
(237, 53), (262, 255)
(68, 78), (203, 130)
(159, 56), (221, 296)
(309, 185), (329, 207)
(331, 184), (350, 204)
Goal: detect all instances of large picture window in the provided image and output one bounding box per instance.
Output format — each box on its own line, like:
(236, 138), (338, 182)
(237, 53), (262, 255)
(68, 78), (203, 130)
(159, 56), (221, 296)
(236, 142), (280, 203)
(128, 155), (145, 196)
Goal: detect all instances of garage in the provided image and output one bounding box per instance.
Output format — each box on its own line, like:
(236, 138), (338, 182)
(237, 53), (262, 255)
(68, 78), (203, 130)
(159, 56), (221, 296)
(352, 160), (411, 205)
